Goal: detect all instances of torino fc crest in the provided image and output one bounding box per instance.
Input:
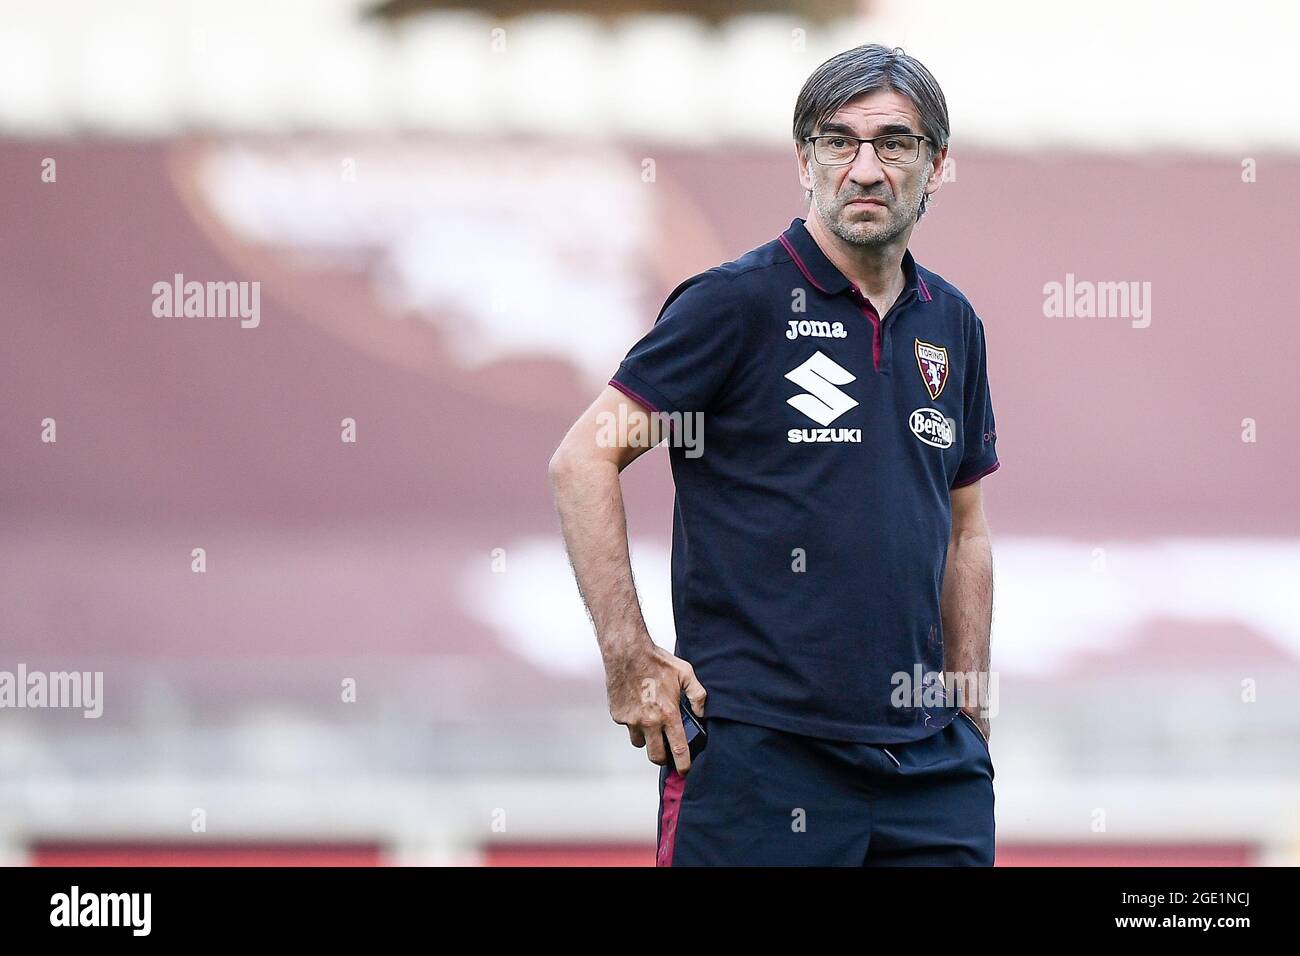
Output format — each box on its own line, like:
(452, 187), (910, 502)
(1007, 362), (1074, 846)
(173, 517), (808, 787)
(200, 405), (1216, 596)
(914, 339), (949, 400)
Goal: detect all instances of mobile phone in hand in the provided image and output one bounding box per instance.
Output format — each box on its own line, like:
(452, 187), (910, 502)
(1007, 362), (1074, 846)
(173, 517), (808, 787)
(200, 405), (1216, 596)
(663, 693), (707, 763)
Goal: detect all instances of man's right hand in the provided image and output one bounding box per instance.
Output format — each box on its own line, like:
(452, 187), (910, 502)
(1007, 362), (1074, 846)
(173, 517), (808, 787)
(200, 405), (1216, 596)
(606, 641), (707, 776)
(550, 385), (706, 774)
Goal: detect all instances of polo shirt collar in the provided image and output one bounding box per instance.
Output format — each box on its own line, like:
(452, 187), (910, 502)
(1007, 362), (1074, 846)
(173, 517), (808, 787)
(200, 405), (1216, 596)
(778, 216), (933, 304)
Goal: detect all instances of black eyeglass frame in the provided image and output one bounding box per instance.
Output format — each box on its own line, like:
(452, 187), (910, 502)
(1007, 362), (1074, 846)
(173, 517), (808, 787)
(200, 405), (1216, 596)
(802, 132), (932, 167)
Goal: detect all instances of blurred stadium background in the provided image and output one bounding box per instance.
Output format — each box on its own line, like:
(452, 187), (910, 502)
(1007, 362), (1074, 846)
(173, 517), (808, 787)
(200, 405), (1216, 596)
(2, 0), (1298, 866)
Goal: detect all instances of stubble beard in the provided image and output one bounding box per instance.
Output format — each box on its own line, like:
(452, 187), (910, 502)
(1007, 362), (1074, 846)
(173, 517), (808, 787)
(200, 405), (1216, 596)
(812, 176), (925, 248)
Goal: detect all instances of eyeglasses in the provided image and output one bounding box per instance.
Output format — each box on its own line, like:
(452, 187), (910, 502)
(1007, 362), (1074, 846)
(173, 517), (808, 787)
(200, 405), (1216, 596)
(804, 133), (930, 166)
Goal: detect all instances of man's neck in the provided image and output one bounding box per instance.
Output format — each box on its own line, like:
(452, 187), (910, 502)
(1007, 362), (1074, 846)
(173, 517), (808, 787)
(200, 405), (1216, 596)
(805, 212), (911, 315)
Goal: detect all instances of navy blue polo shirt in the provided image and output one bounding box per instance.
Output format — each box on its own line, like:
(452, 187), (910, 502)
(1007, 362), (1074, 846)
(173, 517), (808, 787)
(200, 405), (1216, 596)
(609, 217), (1000, 744)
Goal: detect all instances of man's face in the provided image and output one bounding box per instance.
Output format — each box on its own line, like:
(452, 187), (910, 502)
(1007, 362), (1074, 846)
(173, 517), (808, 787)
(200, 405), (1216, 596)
(797, 89), (946, 247)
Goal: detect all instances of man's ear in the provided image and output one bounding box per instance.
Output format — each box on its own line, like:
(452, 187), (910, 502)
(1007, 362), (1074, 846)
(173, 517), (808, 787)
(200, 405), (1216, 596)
(925, 143), (948, 199)
(795, 140), (814, 193)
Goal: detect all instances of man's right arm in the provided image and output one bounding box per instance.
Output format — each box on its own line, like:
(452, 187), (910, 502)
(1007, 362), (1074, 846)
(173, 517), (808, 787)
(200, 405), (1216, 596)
(548, 384), (706, 774)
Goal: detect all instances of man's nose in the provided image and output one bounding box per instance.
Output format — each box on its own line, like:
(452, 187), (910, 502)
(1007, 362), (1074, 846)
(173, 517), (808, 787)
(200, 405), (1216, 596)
(847, 144), (887, 187)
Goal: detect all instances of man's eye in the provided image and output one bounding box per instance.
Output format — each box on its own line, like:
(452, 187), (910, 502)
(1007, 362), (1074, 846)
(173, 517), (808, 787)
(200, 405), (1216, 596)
(881, 138), (902, 150)
(827, 137), (850, 148)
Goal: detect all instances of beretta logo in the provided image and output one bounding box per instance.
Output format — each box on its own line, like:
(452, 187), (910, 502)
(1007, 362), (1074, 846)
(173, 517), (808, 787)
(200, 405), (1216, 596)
(909, 407), (955, 448)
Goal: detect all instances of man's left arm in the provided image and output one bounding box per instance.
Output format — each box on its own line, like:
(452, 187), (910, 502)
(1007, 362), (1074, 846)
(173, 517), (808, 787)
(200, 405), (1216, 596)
(941, 479), (993, 741)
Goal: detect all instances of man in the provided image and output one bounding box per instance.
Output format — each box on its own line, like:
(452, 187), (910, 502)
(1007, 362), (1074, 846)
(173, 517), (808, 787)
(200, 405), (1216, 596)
(549, 44), (1000, 866)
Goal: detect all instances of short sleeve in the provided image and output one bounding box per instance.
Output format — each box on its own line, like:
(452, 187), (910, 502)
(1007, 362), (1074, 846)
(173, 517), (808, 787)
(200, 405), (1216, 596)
(951, 314), (1001, 488)
(609, 270), (743, 416)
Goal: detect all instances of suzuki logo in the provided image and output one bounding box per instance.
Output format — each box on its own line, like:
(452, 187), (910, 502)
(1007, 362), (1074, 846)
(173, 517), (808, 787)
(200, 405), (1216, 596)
(785, 351), (859, 426)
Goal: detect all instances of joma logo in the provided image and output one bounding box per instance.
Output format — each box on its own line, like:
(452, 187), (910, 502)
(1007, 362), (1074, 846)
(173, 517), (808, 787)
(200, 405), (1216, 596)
(786, 319), (848, 340)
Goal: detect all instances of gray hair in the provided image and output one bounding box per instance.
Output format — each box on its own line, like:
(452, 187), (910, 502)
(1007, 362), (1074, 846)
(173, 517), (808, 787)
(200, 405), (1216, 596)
(793, 44), (950, 219)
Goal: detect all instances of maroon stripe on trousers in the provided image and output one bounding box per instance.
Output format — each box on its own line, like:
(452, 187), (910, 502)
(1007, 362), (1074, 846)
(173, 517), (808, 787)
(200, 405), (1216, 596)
(656, 769), (686, 867)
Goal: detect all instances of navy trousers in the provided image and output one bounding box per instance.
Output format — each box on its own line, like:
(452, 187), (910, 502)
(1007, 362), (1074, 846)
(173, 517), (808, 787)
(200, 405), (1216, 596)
(656, 711), (995, 866)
